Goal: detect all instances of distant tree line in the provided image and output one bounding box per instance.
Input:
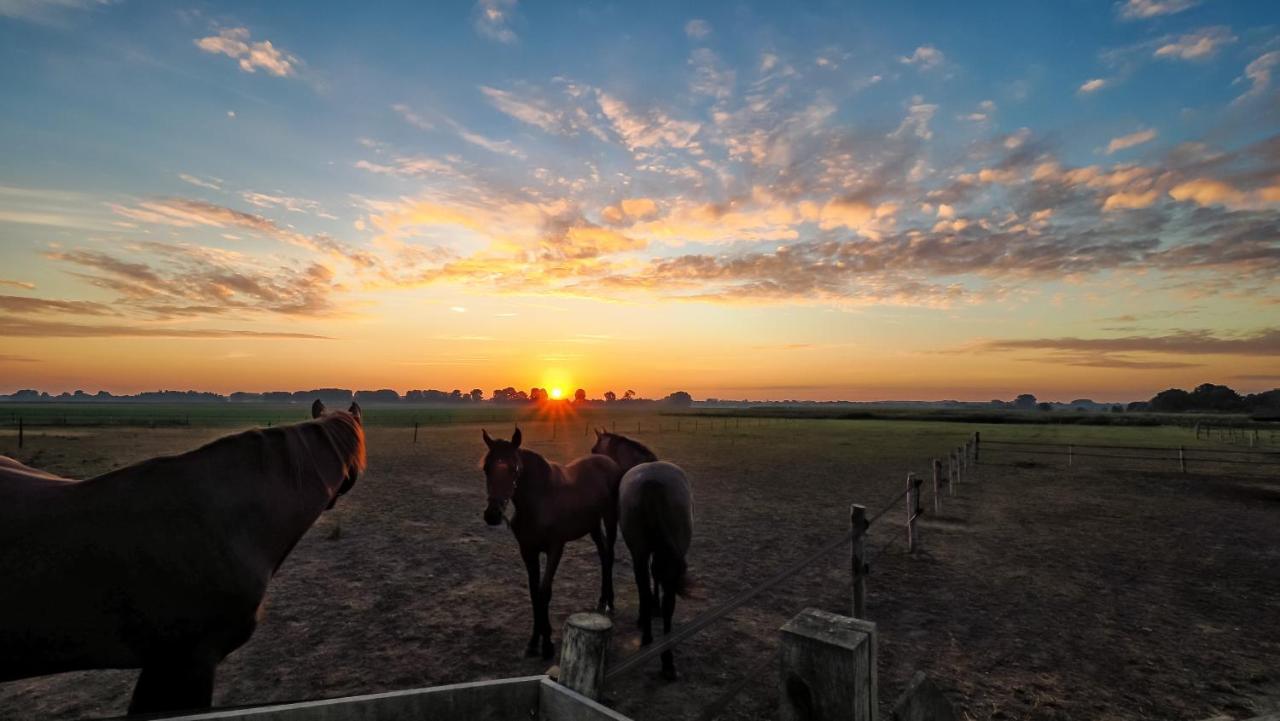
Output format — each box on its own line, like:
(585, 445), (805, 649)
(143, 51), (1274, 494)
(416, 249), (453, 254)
(0, 387), (697, 407)
(1129, 383), (1280, 415)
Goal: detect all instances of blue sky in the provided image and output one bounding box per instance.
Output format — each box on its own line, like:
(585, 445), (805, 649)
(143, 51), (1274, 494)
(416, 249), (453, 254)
(0, 0), (1277, 399)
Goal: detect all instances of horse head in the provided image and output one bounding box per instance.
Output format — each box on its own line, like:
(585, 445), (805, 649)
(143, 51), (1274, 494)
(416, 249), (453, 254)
(312, 400), (364, 510)
(481, 426), (522, 526)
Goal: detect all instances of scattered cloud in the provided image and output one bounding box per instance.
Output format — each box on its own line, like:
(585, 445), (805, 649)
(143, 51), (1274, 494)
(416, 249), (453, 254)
(1236, 51), (1280, 104)
(684, 19), (710, 39)
(1078, 78), (1109, 94)
(899, 45), (944, 71)
(1106, 128), (1158, 154)
(1116, 0), (1198, 20)
(0, 294), (113, 316)
(0, 0), (109, 24)
(391, 103), (435, 131)
(0, 316), (330, 339)
(195, 27), (300, 77)
(0, 279), (36, 290)
(0, 353), (39, 363)
(474, 0), (518, 44)
(980, 328), (1280, 357)
(178, 173), (222, 191)
(1154, 26), (1235, 60)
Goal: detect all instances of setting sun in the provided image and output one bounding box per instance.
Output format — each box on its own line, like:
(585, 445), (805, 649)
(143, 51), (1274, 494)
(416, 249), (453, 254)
(550, 388), (563, 400)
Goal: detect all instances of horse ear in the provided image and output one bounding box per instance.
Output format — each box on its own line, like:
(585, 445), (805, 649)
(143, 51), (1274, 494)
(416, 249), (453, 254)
(594, 428), (603, 439)
(311, 399), (326, 419)
(348, 402), (362, 423)
(512, 426), (522, 448)
(482, 429), (495, 449)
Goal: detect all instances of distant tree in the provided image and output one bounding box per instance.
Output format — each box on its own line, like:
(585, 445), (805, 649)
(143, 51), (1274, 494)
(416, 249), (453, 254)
(355, 389), (401, 404)
(450, 389), (463, 402)
(623, 389), (636, 401)
(1110, 405), (1123, 413)
(663, 391), (693, 407)
(1188, 383), (1245, 412)
(604, 390), (617, 403)
(574, 388), (587, 403)
(1149, 388), (1192, 412)
(1014, 393), (1037, 410)
(470, 388), (484, 402)
(1126, 401), (1150, 412)
(1036, 402), (1053, 412)
(530, 388), (548, 402)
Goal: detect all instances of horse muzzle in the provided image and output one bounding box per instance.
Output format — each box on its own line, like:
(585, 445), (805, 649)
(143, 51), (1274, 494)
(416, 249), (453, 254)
(483, 498), (508, 526)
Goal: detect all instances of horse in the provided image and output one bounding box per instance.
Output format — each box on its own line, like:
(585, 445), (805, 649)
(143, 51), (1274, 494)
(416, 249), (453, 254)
(0, 400), (366, 715)
(591, 430), (693, 680)
(481, 427), (621, 659)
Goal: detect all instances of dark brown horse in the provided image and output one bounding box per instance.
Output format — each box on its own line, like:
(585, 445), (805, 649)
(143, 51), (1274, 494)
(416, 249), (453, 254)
(0, 400), (365, 715)
(591, 430), (693, 680)
(481, 427), (620, 659)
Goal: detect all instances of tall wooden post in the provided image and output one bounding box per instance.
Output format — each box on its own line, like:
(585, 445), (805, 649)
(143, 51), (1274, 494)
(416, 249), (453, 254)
(906, 474), (921, 553)
(1179, 445), (1186, 473)
(779, 608), (878, 721)
(931, 459), (942, 513)
(17, 417), (23, 449)
(558, 612), (613, 701)
(850, 505), (868, 619)
(973, 432), (980, 463)
(1068, 444), (1074, 467)
(413, 421), (419, 444)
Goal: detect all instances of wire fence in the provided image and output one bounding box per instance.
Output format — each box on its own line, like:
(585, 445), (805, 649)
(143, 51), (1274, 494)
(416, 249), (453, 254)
(983, 438), (1280, 475)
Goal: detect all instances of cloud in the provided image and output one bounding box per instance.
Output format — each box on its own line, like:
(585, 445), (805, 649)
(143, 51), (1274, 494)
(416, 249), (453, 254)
(899, 45), (944, 71)
(1078, 78), (1108, 94)
(689, 48), (735, 100)
(355, 156), (455, 178)
(1116, 0), (1198, 20)
(0, 0), (109, 24)
(684, 19), (710, 39)
(1236, 51), (1280, 104)
(178, 173), (222, 190)
(0, 279), (36, 290)
(962, 100), (997, 123)
(598, 92), (701, 153)
(980, 328), (1280, 357)
(1106, 128), (1158, 154)
(0, 353), (39, 363)
(474, 0), (518, 43)
(195, 27), (300, 77)
(391, 103), (435, 131)
(479, 84), (606, 140)
(0, 316), (330, 339)
(1153, 26), (1235, 60)
(0, 294), (113, 316)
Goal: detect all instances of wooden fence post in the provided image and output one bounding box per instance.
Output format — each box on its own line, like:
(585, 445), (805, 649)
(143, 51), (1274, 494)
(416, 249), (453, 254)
(1068, 444), (1074, 467)
(17, 417), (23, 449)
(931, 459), (942, 513)
(413, 421), (419, 444)
(850, 505), (868, 619)
(558, 612), (613, 701)
(906, 474), (921, 553)
(1179, 445), (1186, 473)
(779, 608), (878, 721)
(973, 432), (980, 463)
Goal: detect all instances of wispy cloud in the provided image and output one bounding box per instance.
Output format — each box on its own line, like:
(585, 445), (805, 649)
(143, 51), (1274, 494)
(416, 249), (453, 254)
(0, 0), (109, 24)
(899, 45), (944, 71)
(980, 328), (1280, 357)
(1116, 0), (1198, 20)
(474, 0), (517, 44)
(684, 19), (710, 39)
(0, 316), (331, 339)
(178, 173), (222, 190)
(0, 294), (113, 316)
(0, 279), (36, 290)
(195, 27), (300, 77)
(1153, 26), (1235, 60)
(1078, 78), (1109, 94)
(1236, 51), (1280, 104)
(1105, 128), (1157, 154)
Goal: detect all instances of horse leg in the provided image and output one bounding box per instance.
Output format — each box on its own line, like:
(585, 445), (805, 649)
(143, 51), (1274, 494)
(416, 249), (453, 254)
(128, 659), (216, 715)
(589, 524), (614, 614)
(539, 543), (565, 659)
(660, 573), (678, 681)
(521, 546), (542, 657)
(632, 548), (654, 645)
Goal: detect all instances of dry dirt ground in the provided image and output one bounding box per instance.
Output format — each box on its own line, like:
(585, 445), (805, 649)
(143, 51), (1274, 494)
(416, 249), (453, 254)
(0, 418), (1277, 720)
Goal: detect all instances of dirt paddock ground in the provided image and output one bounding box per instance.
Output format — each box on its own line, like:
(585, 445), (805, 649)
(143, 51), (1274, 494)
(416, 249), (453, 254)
(1, 417), (1277, 720)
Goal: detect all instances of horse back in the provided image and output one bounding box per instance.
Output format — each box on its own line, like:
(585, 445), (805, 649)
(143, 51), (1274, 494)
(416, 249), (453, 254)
(619, 462), (693, 556)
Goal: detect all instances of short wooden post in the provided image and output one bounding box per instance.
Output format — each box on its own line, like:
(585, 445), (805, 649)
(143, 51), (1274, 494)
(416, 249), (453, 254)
(17, 417), (23, 449)
(558, 612), (613, 701)
(973, 431), (980, 463)
(413, 421), (419, 444)
(906, 474), (921, 553)
(1179, 445), (1186, 473)
(931, 459), (942, 513)
(779, 608), (877, 721)
(850, 505), (868, 619)
(1068, 444), (1074, 467)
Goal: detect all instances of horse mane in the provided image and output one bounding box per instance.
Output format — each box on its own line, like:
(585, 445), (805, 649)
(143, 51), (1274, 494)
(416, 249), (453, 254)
(89, 411), (366, 485)
(517, 448), (554, 489)
(608, 433), (658, 463)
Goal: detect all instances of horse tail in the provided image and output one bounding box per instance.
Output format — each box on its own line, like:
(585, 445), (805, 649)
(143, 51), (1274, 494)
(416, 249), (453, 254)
(636, 479), (692, 598)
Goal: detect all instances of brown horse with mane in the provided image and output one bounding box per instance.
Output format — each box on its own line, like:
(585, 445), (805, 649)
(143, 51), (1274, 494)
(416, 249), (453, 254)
(481, 427), (621, 659)
(0, 400), (365, 715)
(591, 430), (693, 680)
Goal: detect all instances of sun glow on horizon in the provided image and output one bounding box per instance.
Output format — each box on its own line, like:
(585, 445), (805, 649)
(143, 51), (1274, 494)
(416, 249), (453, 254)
(550, 387), (563, 399)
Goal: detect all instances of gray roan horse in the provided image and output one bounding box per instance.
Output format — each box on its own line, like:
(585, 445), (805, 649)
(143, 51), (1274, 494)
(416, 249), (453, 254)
(0, 400), (366, 715)
(481, 427), (620, 659)
(591, 430), (693, 680)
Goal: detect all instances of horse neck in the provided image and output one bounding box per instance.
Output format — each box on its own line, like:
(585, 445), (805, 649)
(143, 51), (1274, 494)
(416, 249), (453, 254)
(512, 449), (553, 512)
(615, 441), (656, 474)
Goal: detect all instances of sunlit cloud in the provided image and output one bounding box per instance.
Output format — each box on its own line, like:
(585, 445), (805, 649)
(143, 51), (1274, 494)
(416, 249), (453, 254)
(474, 0), (518, 43)
(1115, 0), (1198, 21)
(684, 19), (710, 39)
(1236, 51), (1280, 104)
(1078, 78), (1109, 94)
(1105, 128), (1157, 154)
(0, 316), (331, 339)
(195, 27), (300, 77)
(0, 279), (36, 290)
(899, 45), (944, 71)
(178, 173), (222, 190)
(1153, 26), (1235, 60)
